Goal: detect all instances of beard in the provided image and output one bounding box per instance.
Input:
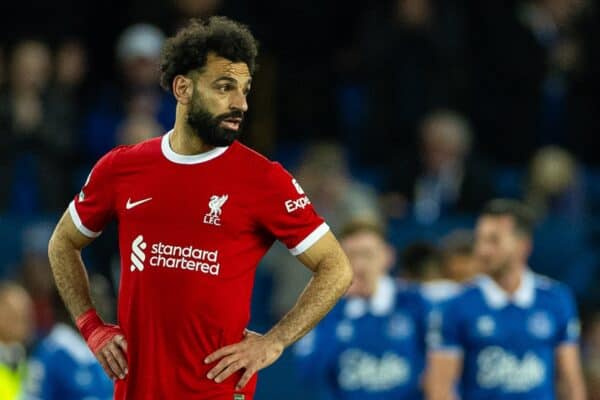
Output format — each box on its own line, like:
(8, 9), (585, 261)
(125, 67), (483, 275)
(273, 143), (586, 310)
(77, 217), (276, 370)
(486, 256), (513, 279)
(186, 92), (244, 147)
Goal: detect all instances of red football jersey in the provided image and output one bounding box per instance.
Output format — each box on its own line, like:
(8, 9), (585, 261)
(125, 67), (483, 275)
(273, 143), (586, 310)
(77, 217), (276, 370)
(69, 131), (328, 399)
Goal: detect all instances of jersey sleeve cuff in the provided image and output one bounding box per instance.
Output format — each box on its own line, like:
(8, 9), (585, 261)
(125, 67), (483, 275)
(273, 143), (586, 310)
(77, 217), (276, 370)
(289, 223), (330, 256)
(68, 201), (102, 238)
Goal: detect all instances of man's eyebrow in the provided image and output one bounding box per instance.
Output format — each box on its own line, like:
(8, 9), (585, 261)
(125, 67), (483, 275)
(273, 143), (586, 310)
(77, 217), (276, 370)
(213, 76), (238, 84)
(213, 76), (252, 89)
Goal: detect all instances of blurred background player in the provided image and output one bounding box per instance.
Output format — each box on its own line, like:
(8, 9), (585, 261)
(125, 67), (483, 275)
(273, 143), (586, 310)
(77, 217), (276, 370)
(400, 241), (462, 305)
(294, 220), (429, 399)
(0, 281), (34, 400)
(439, 229), (479, 283)
(426, 199), (586, 400)
(23, 289), (114, 400)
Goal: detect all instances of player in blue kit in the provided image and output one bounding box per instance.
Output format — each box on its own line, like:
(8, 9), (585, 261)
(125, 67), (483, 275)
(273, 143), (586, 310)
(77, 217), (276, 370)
(294, 220), (430, 400)
(426, 199), (586, 400)
(23, 291), (113, 400)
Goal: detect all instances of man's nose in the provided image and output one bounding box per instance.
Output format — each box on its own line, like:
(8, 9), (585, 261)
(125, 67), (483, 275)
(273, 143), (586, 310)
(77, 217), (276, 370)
(230, 90), (248, 112)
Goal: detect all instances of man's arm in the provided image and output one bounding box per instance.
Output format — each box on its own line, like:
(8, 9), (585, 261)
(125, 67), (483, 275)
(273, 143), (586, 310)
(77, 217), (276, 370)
(48, 210), (128, 380)
(205, 231), (353, 389)
(48, 211), (95, 317)
(424, 351), (462, 400)
(555, 344), (587, 400)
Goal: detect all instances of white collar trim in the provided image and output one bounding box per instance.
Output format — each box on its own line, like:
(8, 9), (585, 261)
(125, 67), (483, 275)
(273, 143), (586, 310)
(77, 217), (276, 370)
(344, 276), (396, 319)
(477, 269), (536, 309)
(161, 130), (229, 165)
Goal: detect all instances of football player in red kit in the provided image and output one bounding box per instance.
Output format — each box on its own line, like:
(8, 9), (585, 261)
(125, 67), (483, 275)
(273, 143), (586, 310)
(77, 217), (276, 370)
(48, 17), (353, 400)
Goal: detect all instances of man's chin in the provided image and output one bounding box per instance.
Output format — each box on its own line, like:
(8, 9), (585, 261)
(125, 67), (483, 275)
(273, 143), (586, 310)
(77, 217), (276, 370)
(197, 129), (240, 147)
(212, 135), (238, 146)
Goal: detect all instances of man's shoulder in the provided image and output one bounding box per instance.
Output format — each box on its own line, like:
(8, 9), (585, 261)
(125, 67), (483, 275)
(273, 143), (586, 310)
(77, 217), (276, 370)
(444, 281), (482, 312)
(532, 273), (575, 305)
(231, 141), (280, 173)
(97, 137), (161, 169)
(106, 136), (162, 165)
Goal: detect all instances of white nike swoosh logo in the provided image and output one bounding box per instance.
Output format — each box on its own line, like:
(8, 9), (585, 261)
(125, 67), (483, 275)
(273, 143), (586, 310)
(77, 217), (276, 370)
(126, 197), (153, 210)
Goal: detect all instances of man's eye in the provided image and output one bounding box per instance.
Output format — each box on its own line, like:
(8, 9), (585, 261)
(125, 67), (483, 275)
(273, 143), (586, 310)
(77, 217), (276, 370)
(219, 85), (232, 92)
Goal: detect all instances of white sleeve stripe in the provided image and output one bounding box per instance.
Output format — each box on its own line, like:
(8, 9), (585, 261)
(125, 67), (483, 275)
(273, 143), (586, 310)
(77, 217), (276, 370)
(68, 201), (102, 238)
(289, 223), (330, 256)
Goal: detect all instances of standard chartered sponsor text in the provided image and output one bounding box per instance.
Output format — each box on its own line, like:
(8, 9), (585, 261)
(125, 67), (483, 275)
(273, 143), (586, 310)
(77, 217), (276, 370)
(149, 242), (220, 275)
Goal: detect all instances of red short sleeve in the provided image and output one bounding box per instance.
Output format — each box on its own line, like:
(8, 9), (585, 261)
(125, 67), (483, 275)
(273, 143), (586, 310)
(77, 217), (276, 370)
(256, 163), (329, 255)
(68, 151), (117, 237)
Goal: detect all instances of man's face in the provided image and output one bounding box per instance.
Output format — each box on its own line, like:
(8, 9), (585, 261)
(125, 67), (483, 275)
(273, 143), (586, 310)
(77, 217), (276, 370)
(187, 53), (251, 146)
(342, 231), (393, 298)
(445, 253), (478, 283)
(421, 121), (465, 174)
(474, 215), (527, 277)
(0, 287), (33, 344)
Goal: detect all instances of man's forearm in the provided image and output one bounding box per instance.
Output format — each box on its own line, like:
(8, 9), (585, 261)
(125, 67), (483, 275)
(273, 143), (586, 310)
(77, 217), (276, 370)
(265, 249), (352, 348)
(559, 378), (587, 400)
(48, 233), (94, 319)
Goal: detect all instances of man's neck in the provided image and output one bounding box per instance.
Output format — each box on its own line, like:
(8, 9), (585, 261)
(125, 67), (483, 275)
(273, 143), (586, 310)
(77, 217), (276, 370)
(491, 264), (525, 295)
(171, 108), (215, 155)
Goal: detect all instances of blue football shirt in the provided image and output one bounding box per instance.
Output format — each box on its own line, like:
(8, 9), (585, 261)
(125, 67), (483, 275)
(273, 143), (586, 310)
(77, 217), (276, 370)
(294, 276), (430, 400)
(431, 270), (580, 400)
(23, 324), (113, 400)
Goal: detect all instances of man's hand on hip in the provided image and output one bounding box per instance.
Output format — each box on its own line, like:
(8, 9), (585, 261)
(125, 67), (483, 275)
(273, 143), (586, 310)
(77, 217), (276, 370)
(76, 309), (128, 381)
(205, 330), (284, 389)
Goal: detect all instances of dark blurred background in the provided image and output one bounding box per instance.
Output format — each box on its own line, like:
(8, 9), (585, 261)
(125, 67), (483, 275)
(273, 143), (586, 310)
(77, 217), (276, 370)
(2, 0), (600, 398)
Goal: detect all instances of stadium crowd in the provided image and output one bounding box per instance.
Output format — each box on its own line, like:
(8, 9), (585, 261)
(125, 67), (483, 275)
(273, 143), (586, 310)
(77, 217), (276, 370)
(1, 0), (600, 398)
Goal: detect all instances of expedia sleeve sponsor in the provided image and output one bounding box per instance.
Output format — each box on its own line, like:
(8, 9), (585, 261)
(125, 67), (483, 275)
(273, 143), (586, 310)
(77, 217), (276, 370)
(284, 196), (311, 213)
(255, 163), (326, 251)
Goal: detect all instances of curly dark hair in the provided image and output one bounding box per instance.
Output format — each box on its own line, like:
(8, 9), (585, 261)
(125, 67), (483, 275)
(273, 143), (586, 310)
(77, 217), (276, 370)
(159, 16), (259, 92)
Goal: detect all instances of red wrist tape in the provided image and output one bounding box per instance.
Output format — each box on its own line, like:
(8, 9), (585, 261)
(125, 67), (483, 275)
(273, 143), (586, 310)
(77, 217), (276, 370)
(76, 309), (123, 354)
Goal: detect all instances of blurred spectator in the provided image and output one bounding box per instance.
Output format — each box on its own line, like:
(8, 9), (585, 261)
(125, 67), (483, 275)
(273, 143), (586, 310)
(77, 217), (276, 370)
(525, 145), (585, 221)
(117, 114), (164, 145)
(84, 24), (175, 160)
(262, 142), (381, 320)
(0, 281), (34, 400)
(583, 312), (600, 400)
(55, 40), (88, 92)
(384, 110), (495, 223)
(440, 229), (479, 283)
(19, 223), (56, 336)
(0, 40), (77, 213)
(295, 142), (381, 231)
(294, 219), (430, 399)
(23, 288), (114, 400)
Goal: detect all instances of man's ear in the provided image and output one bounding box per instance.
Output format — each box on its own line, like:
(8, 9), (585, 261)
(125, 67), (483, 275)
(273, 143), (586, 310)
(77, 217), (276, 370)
(173, 75), (194, 105)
